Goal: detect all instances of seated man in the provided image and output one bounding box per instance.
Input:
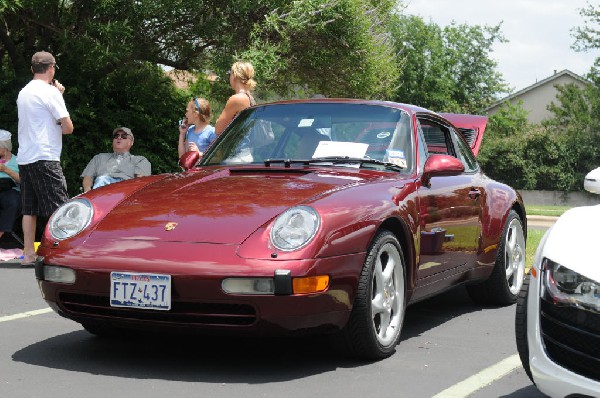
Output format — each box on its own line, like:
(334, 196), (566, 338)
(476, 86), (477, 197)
(81, 127), (151, 192)
(0, 130), (20, 241)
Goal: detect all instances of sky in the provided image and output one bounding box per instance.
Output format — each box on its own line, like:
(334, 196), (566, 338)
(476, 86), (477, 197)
(404, 0), (599, 93)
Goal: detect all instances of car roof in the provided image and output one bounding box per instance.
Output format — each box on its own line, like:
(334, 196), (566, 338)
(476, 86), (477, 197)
(262, 98), (433, 115)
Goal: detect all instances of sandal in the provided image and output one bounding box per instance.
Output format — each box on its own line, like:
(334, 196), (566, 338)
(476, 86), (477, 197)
(21, 254), (38, 267)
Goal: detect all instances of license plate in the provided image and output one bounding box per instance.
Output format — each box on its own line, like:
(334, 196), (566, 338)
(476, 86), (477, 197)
(110, 272), (171, 311)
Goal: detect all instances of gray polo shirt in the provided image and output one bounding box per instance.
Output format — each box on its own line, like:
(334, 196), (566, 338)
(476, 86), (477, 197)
(81, 152), (151, 180)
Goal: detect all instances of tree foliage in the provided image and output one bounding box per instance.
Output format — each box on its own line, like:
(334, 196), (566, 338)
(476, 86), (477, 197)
(480, 3), (600, 192)
(240, 0), (400, 99)
(389, 15), (508, 113)
(0, 0), (403, 196)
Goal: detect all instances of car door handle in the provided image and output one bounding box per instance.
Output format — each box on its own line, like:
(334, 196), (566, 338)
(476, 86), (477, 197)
(468, 189), (481, 200)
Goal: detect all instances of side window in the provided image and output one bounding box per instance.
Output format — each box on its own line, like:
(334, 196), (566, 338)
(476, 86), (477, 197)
(418, 118), (455, 157)
(451, 128), (479, 173)
(416, 121), (428, 172)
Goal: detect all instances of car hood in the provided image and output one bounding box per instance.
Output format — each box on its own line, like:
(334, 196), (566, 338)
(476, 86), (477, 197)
(88, 167), (383, 245)
(542, 204), (600, 282)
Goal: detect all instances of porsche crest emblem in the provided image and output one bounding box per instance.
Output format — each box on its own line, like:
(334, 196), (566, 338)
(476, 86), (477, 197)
(165, 222), (178, 231)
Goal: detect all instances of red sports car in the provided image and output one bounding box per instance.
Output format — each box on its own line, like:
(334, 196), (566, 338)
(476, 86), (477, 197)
(35, 99), (526, 359)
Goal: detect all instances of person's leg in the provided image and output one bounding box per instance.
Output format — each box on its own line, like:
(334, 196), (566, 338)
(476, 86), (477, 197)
(0, 189), (21, 230)
(22, 214), (37, 261)
(19, 163), (38, 262)
(92, 175), (122, 189)
(0, 189), (20, 243)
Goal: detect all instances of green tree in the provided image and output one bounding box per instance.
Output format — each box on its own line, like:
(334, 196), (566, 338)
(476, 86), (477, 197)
(478, 101), (530, 187)
(0, 0), (403, 195)
(240, 0), (400, 99)
(389, 15), (507, 113)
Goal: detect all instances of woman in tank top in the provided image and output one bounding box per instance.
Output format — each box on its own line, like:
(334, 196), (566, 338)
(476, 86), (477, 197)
(215, 61), (257, 135)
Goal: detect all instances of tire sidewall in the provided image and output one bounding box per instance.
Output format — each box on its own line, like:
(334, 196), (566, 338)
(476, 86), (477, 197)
(361, 231), (406, 355)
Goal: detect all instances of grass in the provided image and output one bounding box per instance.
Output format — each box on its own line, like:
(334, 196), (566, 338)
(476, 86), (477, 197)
(526, 204), (571, 217)
(526, 229), (545, 271)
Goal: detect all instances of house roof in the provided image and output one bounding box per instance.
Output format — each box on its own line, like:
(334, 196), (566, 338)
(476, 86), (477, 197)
(485, 69), (589, 111)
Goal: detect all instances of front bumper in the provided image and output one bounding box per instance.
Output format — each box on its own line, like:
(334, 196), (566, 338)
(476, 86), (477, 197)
(36, 243), (365, 334)
(527, 270), (600, 398)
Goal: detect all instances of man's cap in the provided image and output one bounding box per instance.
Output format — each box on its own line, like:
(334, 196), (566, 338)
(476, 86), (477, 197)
(112, 127), (134, 141)
(31, 51), (56, 65)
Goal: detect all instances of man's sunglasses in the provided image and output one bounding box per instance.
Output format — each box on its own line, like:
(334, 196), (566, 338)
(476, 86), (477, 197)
(113, 133), (130, 139)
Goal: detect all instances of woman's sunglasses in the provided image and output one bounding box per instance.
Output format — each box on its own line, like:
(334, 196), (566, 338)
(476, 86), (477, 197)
(113, 133), (130, 139)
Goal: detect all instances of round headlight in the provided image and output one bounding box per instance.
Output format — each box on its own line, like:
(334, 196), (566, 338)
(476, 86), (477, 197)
(49, 199), (94, 240)
(270, 206), (320, 251)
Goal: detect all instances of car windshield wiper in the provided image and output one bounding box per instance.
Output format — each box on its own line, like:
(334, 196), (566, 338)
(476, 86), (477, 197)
(264, 156), (405, 171)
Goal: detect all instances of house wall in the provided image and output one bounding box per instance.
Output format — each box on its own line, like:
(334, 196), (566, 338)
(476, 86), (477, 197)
(486, 74), (588, 124)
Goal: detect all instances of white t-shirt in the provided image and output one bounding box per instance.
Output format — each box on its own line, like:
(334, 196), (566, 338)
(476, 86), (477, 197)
(17, 79), (70, 164)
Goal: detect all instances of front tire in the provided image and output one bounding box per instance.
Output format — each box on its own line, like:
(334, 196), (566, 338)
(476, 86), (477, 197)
(515, 274), (534, 383)
(467, 210), (526, 305)
(339, 230), (406, 360)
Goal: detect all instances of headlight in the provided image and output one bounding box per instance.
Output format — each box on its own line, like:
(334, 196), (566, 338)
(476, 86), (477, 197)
(49, 199), (93, 240)
(270, 206), (320, 251)
(541, 259), (600, 313)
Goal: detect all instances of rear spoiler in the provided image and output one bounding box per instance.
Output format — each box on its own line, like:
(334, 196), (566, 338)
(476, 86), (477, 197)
(439, 113), (488, 156)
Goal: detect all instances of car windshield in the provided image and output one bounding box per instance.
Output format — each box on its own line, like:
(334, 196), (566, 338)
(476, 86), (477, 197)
(201, 103), (413, 173)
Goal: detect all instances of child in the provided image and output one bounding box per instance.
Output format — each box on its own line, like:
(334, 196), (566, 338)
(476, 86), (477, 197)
(177, 97), (216, 157)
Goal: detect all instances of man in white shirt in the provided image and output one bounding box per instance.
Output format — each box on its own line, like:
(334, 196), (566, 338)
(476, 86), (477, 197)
(16, 51), (74, 266)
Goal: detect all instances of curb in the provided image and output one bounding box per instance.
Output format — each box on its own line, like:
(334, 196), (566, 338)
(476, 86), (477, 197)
(526, 215), (559, 222)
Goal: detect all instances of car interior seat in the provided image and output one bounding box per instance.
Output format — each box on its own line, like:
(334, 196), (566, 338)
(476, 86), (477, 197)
(296, 128), (330, 159)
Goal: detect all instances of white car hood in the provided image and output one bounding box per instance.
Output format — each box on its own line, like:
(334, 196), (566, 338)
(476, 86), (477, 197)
(542, 204), (600, 282)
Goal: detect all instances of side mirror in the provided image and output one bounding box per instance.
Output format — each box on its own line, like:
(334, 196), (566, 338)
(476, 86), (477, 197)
(178, 151), (200, 171)
(584, 167), (600, 195)
(422, 154), (465, 187)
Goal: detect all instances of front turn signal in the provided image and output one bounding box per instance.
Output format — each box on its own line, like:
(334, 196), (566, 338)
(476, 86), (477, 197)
(292, 275), (330, 294)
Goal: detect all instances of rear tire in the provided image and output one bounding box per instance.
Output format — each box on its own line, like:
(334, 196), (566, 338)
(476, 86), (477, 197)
(339, 230), (406, 360)
(467, 210), (525, 305)
(515, 274), (534, 383)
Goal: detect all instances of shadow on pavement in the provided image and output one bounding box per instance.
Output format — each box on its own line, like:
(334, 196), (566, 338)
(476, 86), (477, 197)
(12, 285), (495, 383)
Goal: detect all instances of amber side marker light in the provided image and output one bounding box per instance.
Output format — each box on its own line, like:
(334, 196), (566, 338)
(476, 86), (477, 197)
(293, 275), (330, 294)
(531, 268), (537, 278)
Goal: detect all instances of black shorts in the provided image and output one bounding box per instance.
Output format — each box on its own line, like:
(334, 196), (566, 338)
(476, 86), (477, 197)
(20, 160), (69, 217)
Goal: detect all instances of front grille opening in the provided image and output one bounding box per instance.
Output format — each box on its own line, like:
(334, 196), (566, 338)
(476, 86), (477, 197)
(540, 300), (600, 382)
(59, 292), (257, 326)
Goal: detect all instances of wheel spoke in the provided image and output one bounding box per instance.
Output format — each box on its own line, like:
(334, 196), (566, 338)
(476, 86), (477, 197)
(505, 263), (515, 280)
(382, 252), (395, 283)
(371, 293), (385, 315)
(378, 310), (391, 338)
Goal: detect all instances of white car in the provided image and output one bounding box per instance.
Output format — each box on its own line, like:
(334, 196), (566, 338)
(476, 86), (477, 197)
(584, 167), (600, 194)
(515, 186), (600, 397)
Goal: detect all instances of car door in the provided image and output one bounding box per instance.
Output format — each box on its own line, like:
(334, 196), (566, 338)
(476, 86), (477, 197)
(415, 116), (483, 285)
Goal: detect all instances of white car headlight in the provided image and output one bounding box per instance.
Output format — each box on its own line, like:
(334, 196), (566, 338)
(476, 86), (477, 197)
(49, 199), (93, 240)
(541, 259), (600, 313)
(270, 206), (320, 251)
